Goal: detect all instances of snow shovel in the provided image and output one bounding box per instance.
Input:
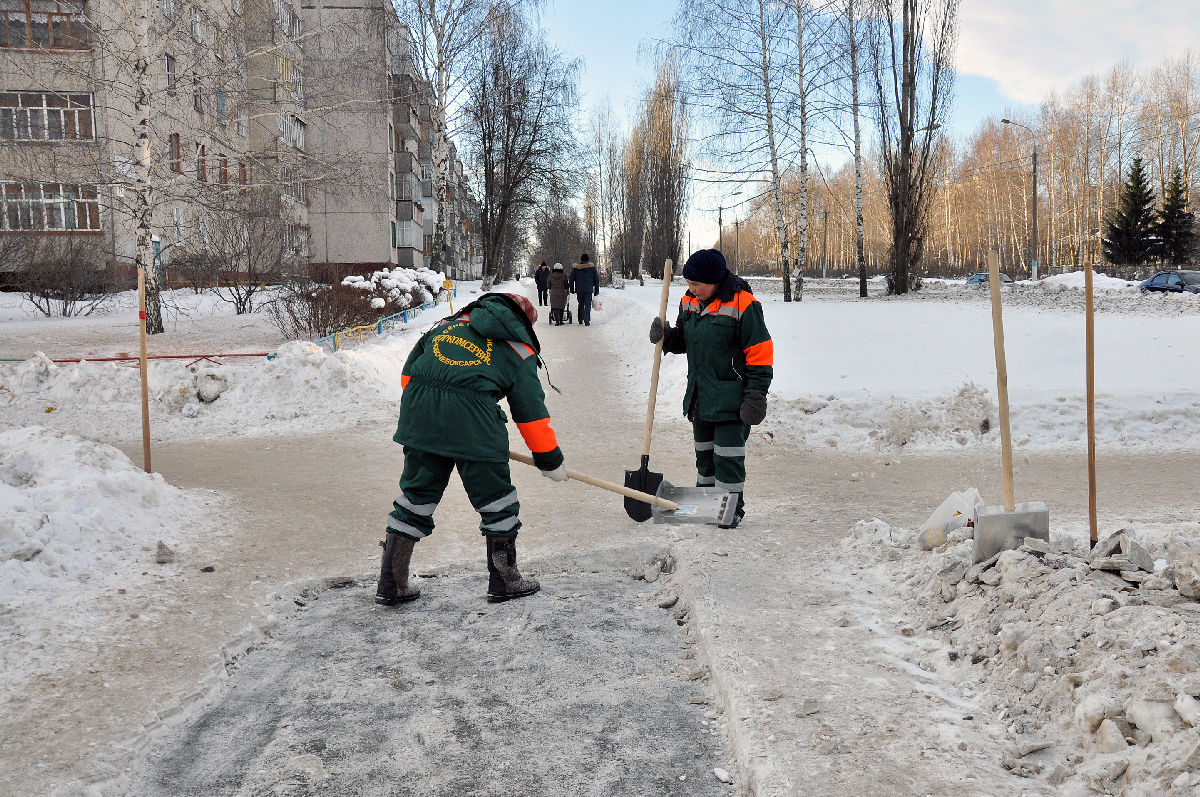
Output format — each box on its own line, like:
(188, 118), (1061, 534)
(973, 250), (1049, 563)
(509, 451), (737, 526)
(624, 259), (674, 522)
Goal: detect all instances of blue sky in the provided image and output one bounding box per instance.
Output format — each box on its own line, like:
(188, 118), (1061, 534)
(540, 0), (1196, 251)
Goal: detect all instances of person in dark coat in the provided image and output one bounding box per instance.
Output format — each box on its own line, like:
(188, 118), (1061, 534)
(547, 262), (570, 324)
(533, 262), (550, 306)
(648, 249), (773, 530)
(568, 252), (600, 326)
(378, 293), (567, 605)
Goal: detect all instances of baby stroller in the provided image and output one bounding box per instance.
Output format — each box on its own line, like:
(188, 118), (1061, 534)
(563, 305), (573, 324)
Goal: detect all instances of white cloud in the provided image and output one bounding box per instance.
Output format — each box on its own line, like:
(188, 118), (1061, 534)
(958, 0), (1200, 103)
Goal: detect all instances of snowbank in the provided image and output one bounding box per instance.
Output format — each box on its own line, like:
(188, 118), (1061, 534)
(843, 516), (1200, 795)
(341, 265), (446, 307)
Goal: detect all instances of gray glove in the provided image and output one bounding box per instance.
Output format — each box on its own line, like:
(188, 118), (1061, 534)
(649, 317), (665, 344)
(542, 464), (568, 482)
(739, 390), (767, 426)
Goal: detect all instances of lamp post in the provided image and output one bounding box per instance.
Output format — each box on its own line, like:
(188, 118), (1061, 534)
(1002, 118), (1039, 280)
(717, 190), (742, 254)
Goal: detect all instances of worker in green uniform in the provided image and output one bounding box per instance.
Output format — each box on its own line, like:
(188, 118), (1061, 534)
(377, 292), (566, 605)
(649, 249), (773, 528)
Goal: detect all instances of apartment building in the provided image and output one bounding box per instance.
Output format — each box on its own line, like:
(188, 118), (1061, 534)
(0, 0), (309, 287)
(301, 0), (480, 280)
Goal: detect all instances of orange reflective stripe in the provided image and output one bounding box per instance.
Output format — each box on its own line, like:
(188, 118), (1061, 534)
(516, 417), (559, 453)
(744, 338), (774, 366)
(401, 374), (411, 389)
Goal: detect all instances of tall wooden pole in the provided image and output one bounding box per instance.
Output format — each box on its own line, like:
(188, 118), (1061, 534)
(988, 250), (1015, 511)
(138, 266), (152, 473)
(1085, 261), (1097, 547)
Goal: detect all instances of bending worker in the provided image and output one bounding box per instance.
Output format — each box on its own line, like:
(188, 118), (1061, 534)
(377, 292), (566, 605)
(649, 249), (773, 529)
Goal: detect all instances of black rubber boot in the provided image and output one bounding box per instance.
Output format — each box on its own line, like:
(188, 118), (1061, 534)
(376, 533), (421, 605)
(486, 536), (540, 602)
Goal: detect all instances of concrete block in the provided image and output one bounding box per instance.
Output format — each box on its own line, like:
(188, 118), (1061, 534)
(972, 502), (1050, 564)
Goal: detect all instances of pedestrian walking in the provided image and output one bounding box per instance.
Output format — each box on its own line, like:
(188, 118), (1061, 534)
(569, 252), (600, 326)
(548, 262), (570, 325)
(648, 249), (773, 529)
(534, 261), (550, 306)
(377, 292), (567, 605)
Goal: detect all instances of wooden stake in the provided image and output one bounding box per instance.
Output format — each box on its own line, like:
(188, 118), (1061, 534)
(1085, 261), (1098, 547)
(987, 250), (1015, 512)
(138, 266), (151, 473)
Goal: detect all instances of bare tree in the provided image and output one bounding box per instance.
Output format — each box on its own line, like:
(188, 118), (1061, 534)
(868, 0), (960, 294)
(464, 5), (578, 288)
(640, 59), (691, 280)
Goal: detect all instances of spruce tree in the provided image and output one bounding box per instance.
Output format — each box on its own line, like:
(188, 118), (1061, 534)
(1158, 166), (1197, 266)
(1103, 157), (1160, 265)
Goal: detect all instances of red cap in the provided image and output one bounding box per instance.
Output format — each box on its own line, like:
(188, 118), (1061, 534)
(502, 293), (537, 324)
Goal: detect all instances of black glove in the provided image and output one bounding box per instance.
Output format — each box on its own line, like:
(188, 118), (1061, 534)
(649, 317), (665, 344)
(739, 390), (767, 425)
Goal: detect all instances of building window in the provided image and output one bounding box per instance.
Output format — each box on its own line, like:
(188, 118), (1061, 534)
(289, 63), (303, 102)
(215, 26), (224, 60)
(161, 0), (173, 18)
(423, 234), (433, 256)
(231, 0), (241, 14)
(164, 54), (176, 96)
(192, 75), (202, 112)
(391, 221), (396, 248)
(196, 143), (206, 181)
(215, 88), (226, 120)
(239, 162), (247, 184)
(172, 205), (185, 246)
(197, 212), (210, 248)
(219, 154), (228, 184)
(0, 0), (86, 49)
(278, 113), (304, 150)
(284, 223), (305, 255)
(0, 91), (93, 141)
(189, 7), (201, 42)
(168, 132), (181, 172)
(0, 182), (100, 231)
(236, 106), (246, 136)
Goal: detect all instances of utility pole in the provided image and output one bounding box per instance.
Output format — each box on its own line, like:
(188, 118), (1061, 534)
(718, 205), (723, 251)
(1003, 118), (1039, 280)
(822, 208), (828, 278)
(735, 217), (740, 274)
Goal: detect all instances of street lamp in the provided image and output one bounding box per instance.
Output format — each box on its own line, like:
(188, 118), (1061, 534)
(718, 190), (742, 253)
(1002, 118), (1039, 280)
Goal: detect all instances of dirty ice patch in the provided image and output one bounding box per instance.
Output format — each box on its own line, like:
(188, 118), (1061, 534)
(0, 426), (209, 606)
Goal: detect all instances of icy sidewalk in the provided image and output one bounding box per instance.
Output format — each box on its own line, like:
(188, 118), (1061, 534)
(127, 545), (736, 797)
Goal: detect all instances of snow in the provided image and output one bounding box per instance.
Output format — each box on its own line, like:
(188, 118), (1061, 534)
(4, 273), (1200, 794)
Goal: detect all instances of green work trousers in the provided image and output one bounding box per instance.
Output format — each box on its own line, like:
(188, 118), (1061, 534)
(693, 420), (750, 518)
(387, 447), (521, 540)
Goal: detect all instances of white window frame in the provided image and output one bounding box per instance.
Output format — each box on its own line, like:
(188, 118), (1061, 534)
(0, 91), (94, 142)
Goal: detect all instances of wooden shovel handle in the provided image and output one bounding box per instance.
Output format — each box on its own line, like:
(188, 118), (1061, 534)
(508, 450), (680, 511)
(641, 259), (674, 459)
(987, 250), (1016, 512)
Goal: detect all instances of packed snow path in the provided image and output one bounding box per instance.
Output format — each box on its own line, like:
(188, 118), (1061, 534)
(5, 286), (1200, 795)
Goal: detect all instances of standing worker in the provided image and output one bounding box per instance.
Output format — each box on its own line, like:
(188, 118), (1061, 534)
(534, 261), (550, 307)
(377, 292), (567, 605)
(568, 253), (600, 326)
(547, 262), (570, 325)
(648, 249), (772, 528)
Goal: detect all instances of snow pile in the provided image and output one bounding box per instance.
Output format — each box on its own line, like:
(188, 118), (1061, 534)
(1040, 271), (1139, 291)
(341, 266), (446, 307)
(0, 426), (209, 606)
(843, 516), (1200, 795)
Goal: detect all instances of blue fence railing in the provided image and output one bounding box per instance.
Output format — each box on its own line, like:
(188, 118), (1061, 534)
(310, 284), (457, 354)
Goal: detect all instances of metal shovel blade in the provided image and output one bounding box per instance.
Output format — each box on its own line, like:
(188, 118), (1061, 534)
(624, 457), (664, 523)
(651, 480), (739, 526)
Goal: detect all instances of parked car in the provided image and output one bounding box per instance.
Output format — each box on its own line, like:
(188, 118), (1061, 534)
(965, 272), (1013, 285)
(1140, 270), (1200, 294)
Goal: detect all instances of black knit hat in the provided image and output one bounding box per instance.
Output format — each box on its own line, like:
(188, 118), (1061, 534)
(681, 249), (727, 284)
(540, 261), (547, 267)
(580, 253), (590, 263)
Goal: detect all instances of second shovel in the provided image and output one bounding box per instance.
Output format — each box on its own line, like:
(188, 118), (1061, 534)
(624, 259), (674, 522)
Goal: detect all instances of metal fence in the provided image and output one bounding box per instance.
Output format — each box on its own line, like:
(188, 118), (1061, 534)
(312, 285), (456, 354)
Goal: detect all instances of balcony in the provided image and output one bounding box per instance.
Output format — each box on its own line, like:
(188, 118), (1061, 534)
(395, 151), (416, 174)
(396, 172), (422, 203)
(396, 220), (422, 250)
(396, 200), (422, 224)
(396, 106), (419, 140)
